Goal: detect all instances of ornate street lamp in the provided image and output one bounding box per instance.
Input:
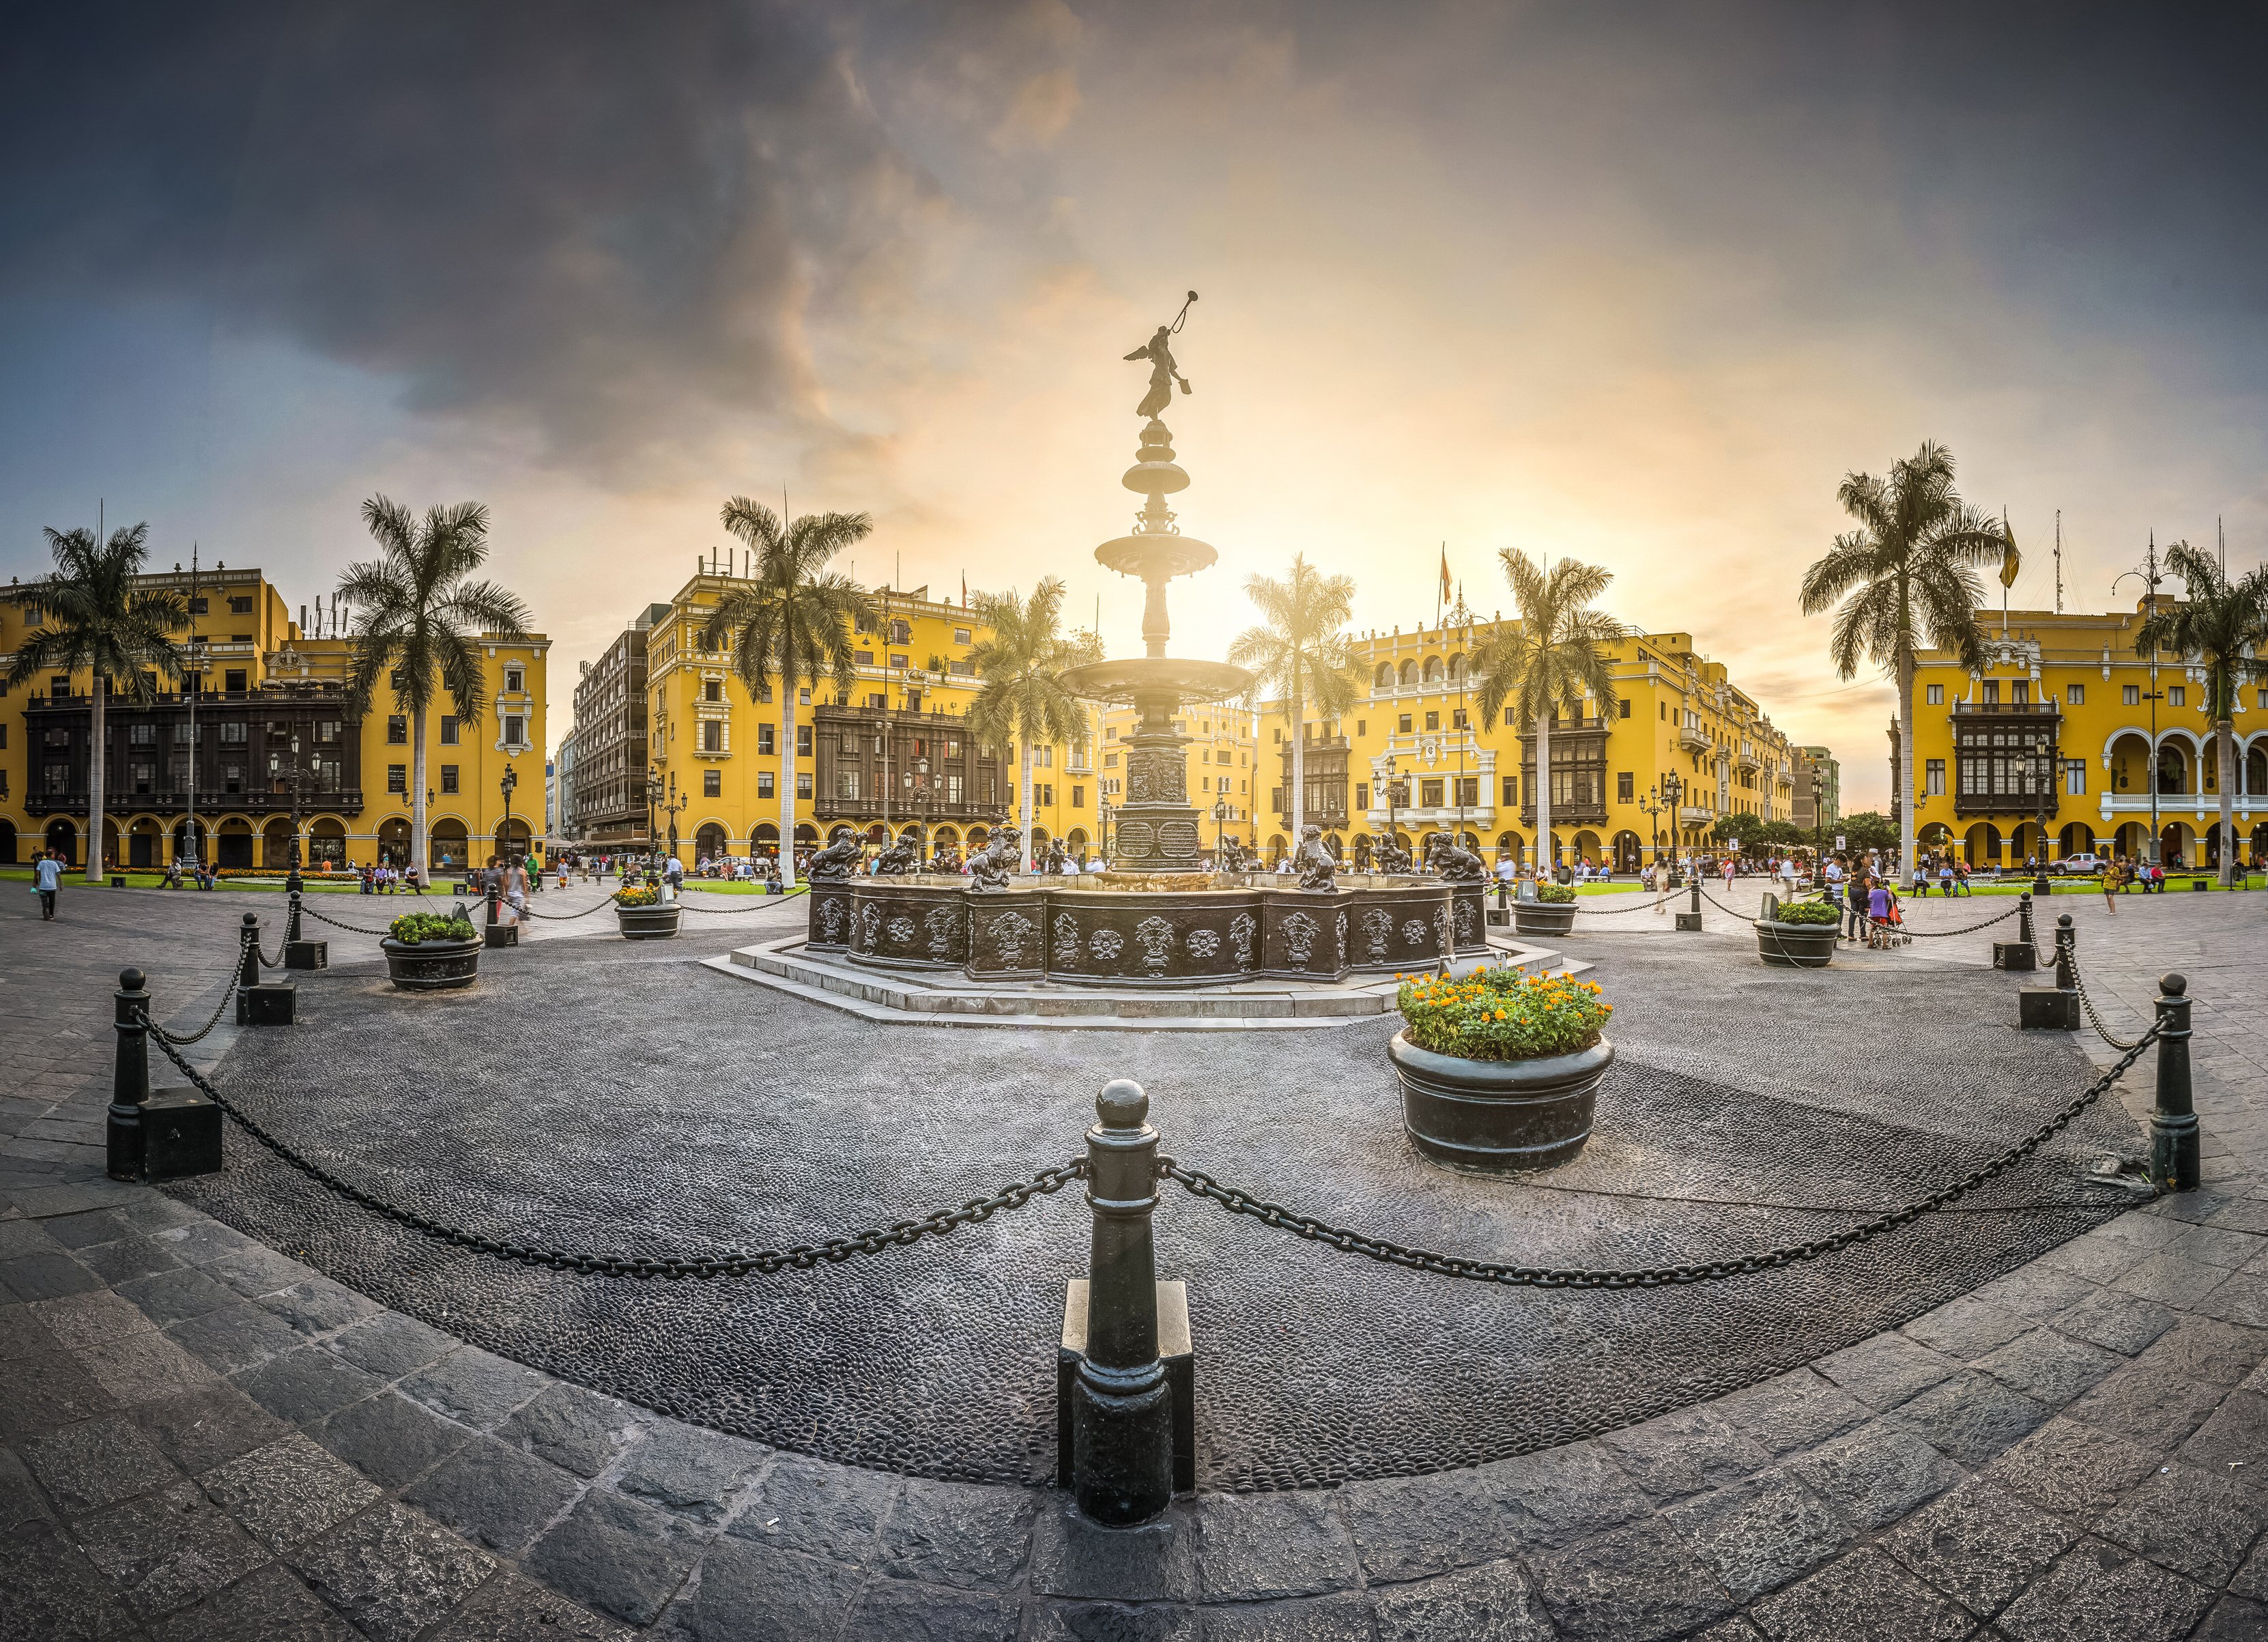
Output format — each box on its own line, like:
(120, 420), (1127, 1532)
(646, 764), (662, 861)
(267, 732), (311, 869)
(499, 764), (519, 866)
(1211, 797), (1229, 864)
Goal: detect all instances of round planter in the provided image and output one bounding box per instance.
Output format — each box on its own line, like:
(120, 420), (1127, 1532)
(617, 904), (682, 940)
(379, 936), (481, 992)
(1754, 920), (1836, 968)
(1512, 902), (1577, 937)
(1390, 1030), (1612, 1172)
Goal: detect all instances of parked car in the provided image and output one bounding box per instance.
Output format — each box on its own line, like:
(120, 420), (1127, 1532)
(2054, 853), (2106, 876)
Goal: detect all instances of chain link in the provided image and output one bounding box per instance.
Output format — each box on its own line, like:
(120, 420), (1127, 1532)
(1160, 1027), (2161, 1288)
(296, 901), (404, 936)
(137, 1019), (1082, 1278)
(1567, 892), (1682, 915)
(517, 895), (618, 921)
(148, 972), (242, 1046)
(2067, 947), (2148, 1051)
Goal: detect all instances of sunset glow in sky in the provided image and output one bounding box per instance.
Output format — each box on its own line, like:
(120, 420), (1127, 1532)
(5, 3), (2263, 807)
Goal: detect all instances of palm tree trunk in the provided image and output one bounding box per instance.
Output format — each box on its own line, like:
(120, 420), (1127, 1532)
(2218, 717), (2236, 888)
(1289, 680), (1306, 854)
(779, 689), (799, 889)
(1895, 645), (1917, 880)
(412, 703), (429, 883)
(1534, 708), (1551, 876)
(1019, 742), (1034, 872)
(86, 677), (106, 884)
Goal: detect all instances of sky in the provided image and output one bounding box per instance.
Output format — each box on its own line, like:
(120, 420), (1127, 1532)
(4, 1), (2264, 809)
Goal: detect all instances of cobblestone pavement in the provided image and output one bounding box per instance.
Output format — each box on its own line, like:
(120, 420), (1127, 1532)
(3, 880), (2266, 1639)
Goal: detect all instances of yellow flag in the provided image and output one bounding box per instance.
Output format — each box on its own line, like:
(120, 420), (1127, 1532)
(1999, 515), (2020, 588)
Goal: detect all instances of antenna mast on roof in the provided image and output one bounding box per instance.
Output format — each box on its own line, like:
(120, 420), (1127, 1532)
(2054, 510), (2063, 614)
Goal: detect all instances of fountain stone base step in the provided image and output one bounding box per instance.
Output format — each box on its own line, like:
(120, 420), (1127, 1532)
(706, 935), (1586, 1031)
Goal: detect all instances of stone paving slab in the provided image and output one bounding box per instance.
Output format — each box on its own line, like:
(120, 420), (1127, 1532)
(0, 880), (2263, 1637)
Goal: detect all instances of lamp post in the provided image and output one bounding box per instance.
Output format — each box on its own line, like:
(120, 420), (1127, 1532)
(1211, 798), (1229, 865)
(498, 764), (519, 868)
(1659, 770), (1684, 874)
(2032, 729), (2058, 897)
(2140, 689), (2164, 865)
(655, 770), (684, 864)
(1637, 781), (1667, 867)
(266, 733), (310, 869)
(646, 765), (661, 865)
(1099, 796), (1113, 863)
(1386, 773), (1409, 867)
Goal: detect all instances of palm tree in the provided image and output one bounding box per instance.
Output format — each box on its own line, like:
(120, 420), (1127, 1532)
(2136, 541), (2268, 886)
(337, 498), (532, 882)
(966, 577), (1100, 872)
(699, 499), (872, 887)
(1799, 441), (2007, 880)
(7, 523), (188, 884)
(1226, 556), (1362, 852)
(1470, 551), (1626, 875)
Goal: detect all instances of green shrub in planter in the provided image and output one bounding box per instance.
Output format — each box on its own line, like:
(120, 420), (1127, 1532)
(388, 911), (477, 945)
(1774, 900), (1841, 927)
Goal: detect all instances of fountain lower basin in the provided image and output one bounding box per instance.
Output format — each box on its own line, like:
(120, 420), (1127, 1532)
(806, 874), (1490, 988)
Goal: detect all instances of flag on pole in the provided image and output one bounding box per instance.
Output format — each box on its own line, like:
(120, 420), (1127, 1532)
(960, 573), (967, 608)
(1998, 512), (2021, 588)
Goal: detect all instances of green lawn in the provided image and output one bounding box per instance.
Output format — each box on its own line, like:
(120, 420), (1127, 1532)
(0, 867), (376, 895)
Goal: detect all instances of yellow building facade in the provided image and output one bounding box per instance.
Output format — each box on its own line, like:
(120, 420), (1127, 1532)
(627, 568), (1097, 863)
(1254, 616), (1800, 870)
(0, 566), (548, 872)
(1900, 601), (2268, 869)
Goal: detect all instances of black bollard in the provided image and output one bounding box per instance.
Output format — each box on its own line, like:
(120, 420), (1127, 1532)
(2018, 914), (2078, 1029)
(284, 867), (328, 970)
(2151, 973), (2198, 1192)
(1070, 1079), (1175, 1526)
(107, 968), (152, 1180)
(484, 874), (517, 949)
(1994, 892), (2039, 971)
(237, 909), (298, 1026)
(1676, 871), (1702, 932)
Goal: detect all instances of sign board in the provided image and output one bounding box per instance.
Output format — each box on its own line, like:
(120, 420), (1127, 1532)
(1728, 839), (1739, 852)
(1834, 835), (1846, 851)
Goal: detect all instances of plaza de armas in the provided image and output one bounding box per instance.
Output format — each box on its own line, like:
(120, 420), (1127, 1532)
(4, 340), (2266, 1641)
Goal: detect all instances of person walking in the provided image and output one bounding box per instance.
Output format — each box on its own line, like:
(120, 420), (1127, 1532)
(33, 849), (62, 919)
(1866, 875), (1895, 949)
(2101, 859), (2120, 914)
(1845, 871), (1869, 942)
(504, 856), (529, 924)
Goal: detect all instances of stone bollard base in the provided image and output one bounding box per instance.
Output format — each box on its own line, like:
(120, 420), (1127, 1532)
(2018, 988), (2078, 1030)
(285, 940), (329, 970)
(142, 1088), (223, 1179)
(485, 924), (519, 949)
(1993, 941), (2038, 972)
(238, 983), (297, 1026)
(1675, 912), (1702, 932)
(1057, 1279), (1194, 1495)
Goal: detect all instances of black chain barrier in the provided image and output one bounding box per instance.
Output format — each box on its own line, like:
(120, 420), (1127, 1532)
(1868, 901), (2024, 939)
(139, 1020), (1083, 1278)
(516, 896), (618, 921)
(296, 902), (406, 936)
(1158, 1026), (2161, 1288)
(148, 972), (242, 1047)
(2068, 947), (2147, 1052)
(1568, 891), (1682, 915)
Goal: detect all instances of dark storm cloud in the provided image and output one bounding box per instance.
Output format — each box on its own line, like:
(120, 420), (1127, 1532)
(0, 1), (960, 467)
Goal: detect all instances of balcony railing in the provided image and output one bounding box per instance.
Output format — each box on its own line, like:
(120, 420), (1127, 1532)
(1949, 700), (2063, 717)
(1953, 790), (2059, 820)
(25, 790), (366, 816)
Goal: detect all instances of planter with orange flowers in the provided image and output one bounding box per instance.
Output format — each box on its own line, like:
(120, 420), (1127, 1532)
(614, 883), (681, 940)
(1390, 965), (1614, 1172)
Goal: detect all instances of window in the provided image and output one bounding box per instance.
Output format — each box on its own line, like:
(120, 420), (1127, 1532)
(218, 721), (247, 745)
(2123, 685), (2141, 706)
(702, 680), (721, 702)
(51, 675), (70, 699)
(757, 771), (775, 798)
(128, 722), (154, 745)
(798, 688), (810, 705)
(1398, 715), (1413, 733)
(947, 774), (963, 805)
(889, 654), (908, 670)
(1356, 781), (1370, 810)
(1502, 775), (1518, 806)
(949, 659), (974, 676)
(1424, 711), (1439, 731)
(44, 764), (68, 794)
(953, 627), (971, 645)
(2065, 760), (2086, 796)
(388, 764), (407, 794)
(1451, 709), (1467, 730)
(855, 611), (876, 634)
(225, 669), (246, 693)
(130, 761), (154, 794)
(796, 725), (813, 757)
(1617, 772), (1635, 803)
(1618, 699), (1631, 719)
(1072, 785), (1085, 808)
(1104, 752), (1119, 768)
(889, 620), (910, 645)
(1420, 777), (1445, 807)
(758, 724), (775, 755)
(440, 765), (459, 794)
(703, 770), (721, 798)
(865, 692), (887, 709)
(1981, 680), (2000, 706)
(2011, 680), (2030, 706)
(1926, 684), (1944, 705)
(317, 721), (339, 743)
(1659, 702), (1667, 720)
(855, 650), (875, 666)
(2169, 685), (2186, 707)
(440, 715), (459, 745)
(837, 770), (861, 799)
(1271, 786), (1285, 813)
(388, 715), (408, 744)
(504, 715), (524, 746)
(228, 595), (253, 615)
(1036, 783), (1054, 806)
(1454, 777), (1478, 808)
(223, 762), (244, 794)
(505, 666), (523, 693)
(2067, 683), (2084, 706)
(1035, 745), (1052, 768)
(188, 596), (208, 614)
(1925, 759), (1944, 796)
(796, 773), (813, 799)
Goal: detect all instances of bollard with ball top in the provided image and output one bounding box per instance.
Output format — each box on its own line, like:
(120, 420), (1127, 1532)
(2151, 974), (2198, 1192)
(110, 968), (222, 1181)
(2018, 914), (2079, 1029)
(1060, 1078), (1190, 1524)
(1994, 892), (2038, 971)
(1676, 871), (1702, 932)
(283, 864), (328, 970)
(235, 909), (298, 1025)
